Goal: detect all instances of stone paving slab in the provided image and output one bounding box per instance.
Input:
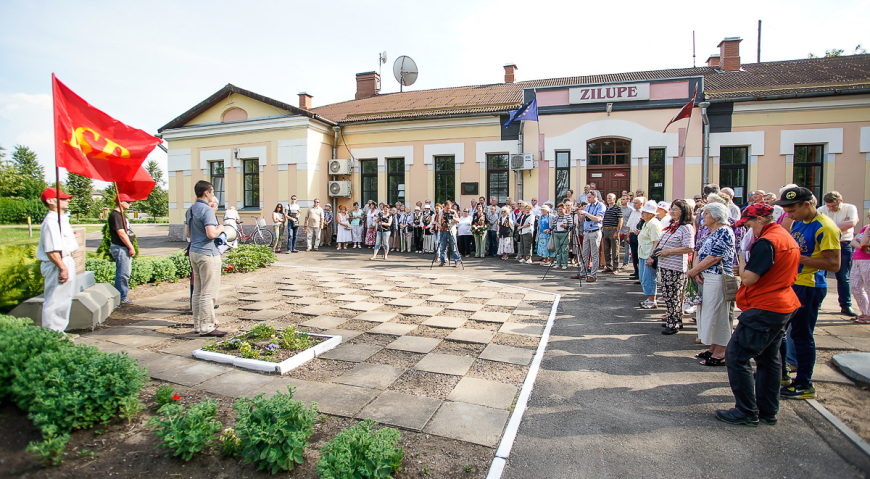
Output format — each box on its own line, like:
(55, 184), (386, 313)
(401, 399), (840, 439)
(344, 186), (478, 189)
(335, 363), (405, 389)
(513, 306), (550, 317)
(341, 301), (382, 312)
(499, 322), (544, 337)
(367, 323), (418, 336)
(296, 382), (381, 417)
(447, 328), (496, 344)
(486, 297), (523, 307)
(428, 294), (461, 303)
(430, 277), (460, 284)
(133, 311), (180, 320)
(126, 349), (199, 376)
(446, 302), (485, 312)
(297, 304), (337, 316)
(386, 336), (441, 354)
(354, 311), (398, 323)
(464, 290), (498, 299)
(357, 391), (442, 431)
(403, 306), (443, 317)
(373, 290), (408, 299)
(833, 352), (870, 384)
(523, 292), (555, 301)
(74, 337), (131, 354)
(470, 311), (510, 323)
(332, 294), (370, 302)
(320, 343), (382, 362)
(159, 338), (209, 356)
(125, 319), (176, 329)
(361, 284), (386, 291)
(240, 310), (287, 322)
(423, 401), (509, 447)
(280, 289), (315, 296)
(423, 316), (468, 329)
(415, 353), (475, 375)
(238, 301), (281, 311)
(387, 298), (426, 307)
(239, 293), (279, 302)
(814, 333), (857, 350)
(812, 363), (854, 385)
(320, 329), (365, 341)
(88, 327), (167, 347)
(448, 377), (517, 409)
(479, 344), (535, 366)
(292, 296), (327, 306)
(199, 369), (278, 398)
(413, 288), (443, 296)
(151, 361), (232, 387)
(301, 316), (347, 330)
(444, 284), (470, 291)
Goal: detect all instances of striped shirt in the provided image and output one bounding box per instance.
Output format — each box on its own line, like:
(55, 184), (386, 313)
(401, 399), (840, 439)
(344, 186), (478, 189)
(602, 205), (623, 228)
(553, 213), (573, 233)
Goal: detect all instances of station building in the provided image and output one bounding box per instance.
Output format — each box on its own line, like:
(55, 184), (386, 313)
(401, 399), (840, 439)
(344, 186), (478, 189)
(159, 38), (870, 237)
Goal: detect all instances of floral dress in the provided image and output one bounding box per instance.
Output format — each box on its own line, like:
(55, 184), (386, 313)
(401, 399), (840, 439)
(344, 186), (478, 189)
(537, 214), (554, 258)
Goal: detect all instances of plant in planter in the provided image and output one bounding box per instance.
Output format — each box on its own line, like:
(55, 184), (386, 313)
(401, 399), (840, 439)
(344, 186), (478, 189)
(201, 324), (322, 364)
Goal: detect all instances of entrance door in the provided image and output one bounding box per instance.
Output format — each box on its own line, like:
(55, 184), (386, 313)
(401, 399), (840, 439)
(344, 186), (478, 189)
(586, 138), (631, 201)
(587, 168), (630, 200)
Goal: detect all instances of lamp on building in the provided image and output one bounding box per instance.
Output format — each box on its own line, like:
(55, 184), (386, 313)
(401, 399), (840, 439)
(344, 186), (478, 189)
(606, 103), (613, 116)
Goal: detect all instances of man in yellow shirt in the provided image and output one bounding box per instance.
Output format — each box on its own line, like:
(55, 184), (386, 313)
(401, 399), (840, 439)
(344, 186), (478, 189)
(775, 187), (841, 399)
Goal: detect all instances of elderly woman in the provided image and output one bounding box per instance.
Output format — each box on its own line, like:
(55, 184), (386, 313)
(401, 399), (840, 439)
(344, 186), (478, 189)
(626, 196), (645, 279)
(365, 202), (379, 248)
(536, 204), (555, 265)
(638, 201), (662, 308)
(552, 202), (574, 269)
(497, 205), (515, 260)
(687, 203), (736, 365)
(335, 205), (352, 250)
(472, 204), (488, 258)
(516, 204), (535, 264)
(652, 199), (696, 334)
(349, 202), (364, 248)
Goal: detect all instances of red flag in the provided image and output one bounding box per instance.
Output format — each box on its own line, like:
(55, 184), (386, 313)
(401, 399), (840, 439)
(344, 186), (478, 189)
(116, 166), (156, 201)
(663, 85), (699, 133)
(53, 74), (161, 182)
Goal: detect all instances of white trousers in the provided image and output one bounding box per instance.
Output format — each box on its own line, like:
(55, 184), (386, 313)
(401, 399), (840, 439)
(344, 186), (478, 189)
(306, 227), (321, 249)
(41, 256), (76, 332)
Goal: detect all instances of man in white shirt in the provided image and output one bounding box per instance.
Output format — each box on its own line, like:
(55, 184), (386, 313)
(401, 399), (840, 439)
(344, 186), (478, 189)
(36, 187), (79, 333)
(818, 191), (859, 316)
(223, 206), (240, 248)
(304, 198), (325, 251)
(763, 193), (784, 223)
(720, 187), (742, 221)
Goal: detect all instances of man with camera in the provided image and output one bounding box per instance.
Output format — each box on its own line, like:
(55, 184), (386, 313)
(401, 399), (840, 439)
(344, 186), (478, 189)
(185, 180), (226, 337)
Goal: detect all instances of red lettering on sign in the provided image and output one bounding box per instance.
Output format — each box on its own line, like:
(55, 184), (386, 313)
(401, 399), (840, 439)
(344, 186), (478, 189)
(613, 172), (627, 178)
(628, 86), (637, 97)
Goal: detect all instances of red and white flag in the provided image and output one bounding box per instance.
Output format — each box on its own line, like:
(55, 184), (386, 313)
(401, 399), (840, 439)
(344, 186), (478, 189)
(663, 85), (699, 133)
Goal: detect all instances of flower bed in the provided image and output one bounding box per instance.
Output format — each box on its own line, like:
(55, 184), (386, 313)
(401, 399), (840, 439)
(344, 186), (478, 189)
(193, 324), (341, 374)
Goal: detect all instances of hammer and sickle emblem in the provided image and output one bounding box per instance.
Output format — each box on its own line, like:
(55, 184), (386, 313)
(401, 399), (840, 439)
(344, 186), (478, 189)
(63, 126), (131, 160)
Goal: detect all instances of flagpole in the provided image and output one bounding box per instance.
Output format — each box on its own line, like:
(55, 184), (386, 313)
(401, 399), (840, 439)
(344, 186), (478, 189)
(682, 113), (692, 158)
(52, 73), (61, 234)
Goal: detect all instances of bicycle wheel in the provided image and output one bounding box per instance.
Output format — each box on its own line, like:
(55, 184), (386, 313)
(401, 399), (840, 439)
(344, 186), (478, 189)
(253, 228), (273, 246)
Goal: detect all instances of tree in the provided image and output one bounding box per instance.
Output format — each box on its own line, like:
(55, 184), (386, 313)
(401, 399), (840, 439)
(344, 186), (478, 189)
(65, 173), (94, 220)
(808, 48), (845, 59)
(139, 159), (169, 217)
(11, 145), (46, 200)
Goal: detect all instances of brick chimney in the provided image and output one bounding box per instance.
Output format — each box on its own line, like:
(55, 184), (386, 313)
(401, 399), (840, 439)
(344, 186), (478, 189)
(298, 92), (312, 110)
(717, 37), (743, 71)
(504, 63), (518, 84)
(355, 72), (380, 100)
(705, 54), (720, 67)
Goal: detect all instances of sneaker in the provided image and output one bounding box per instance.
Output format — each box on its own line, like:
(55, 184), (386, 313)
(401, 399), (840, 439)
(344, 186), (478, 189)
(759, 415), (778, 425)
(640, 301), (658, 309)
(781, 383), (815, 400)
(560, 266), (567, 270)
(121, 298), (134, 304)
(200, 329), (228, 337)
(715, 408), (759, 427)
(781, 371), (791, 387)
(683, 305), (697, 315)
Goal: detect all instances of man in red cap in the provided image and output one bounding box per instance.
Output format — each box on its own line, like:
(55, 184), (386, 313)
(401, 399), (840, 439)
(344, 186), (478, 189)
(36, 187), (78, 333)
(108, 193), (136, 304)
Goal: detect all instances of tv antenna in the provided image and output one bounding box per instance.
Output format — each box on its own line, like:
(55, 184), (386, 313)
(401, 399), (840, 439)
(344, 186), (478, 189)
(378, 51), (387, 89)
(393, 55), (418, 92)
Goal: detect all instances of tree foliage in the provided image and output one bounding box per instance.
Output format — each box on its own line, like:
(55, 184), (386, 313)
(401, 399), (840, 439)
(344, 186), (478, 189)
(139, 159), (169, 217)
(65, 174), (93, 220)
(808, 45), (865, 59)
(11, 146), (46, 200)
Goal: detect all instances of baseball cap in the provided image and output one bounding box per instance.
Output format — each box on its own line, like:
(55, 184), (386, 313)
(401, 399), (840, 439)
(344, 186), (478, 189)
(774, 187), (814, 206)
(40, 187), (73, 202)
(117, 193), (135, 202)
(736, 203), (775, 227)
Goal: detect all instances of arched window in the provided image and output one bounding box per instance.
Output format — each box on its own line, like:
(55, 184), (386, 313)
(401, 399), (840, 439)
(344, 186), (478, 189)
(221, 108), (248, 123)
(586, 138), (630, 165)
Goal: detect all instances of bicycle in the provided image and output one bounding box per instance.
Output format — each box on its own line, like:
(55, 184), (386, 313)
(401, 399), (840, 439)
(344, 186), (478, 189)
(228, 216), (274, 246)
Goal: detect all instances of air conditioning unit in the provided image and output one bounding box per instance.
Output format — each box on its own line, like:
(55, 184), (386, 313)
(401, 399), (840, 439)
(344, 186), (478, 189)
(510, 153), (535, 170)
(328, 180), (351, 197)
(328, 159), (352, 175)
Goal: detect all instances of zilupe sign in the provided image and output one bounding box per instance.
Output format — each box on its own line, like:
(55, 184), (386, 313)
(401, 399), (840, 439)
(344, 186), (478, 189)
(569, 83), (650, 104)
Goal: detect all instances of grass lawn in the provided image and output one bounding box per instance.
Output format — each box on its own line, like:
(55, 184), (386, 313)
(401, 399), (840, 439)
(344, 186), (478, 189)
(0, 225), (103, 247)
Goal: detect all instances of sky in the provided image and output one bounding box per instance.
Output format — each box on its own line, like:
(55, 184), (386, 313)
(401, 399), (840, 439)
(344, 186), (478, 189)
(0, 0), (867, 188)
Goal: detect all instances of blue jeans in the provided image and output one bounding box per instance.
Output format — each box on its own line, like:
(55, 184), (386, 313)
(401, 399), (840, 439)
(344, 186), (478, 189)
(835, 242), (853, 308)
(287, 224), (299, 250)
(439, 231), (461, 264)
(374, 230), (391, 252)
(781, 285), (826, 385)
(638, 258), (657, 297)
(486, 230), (498, 256)
(110, 243), (132, 301)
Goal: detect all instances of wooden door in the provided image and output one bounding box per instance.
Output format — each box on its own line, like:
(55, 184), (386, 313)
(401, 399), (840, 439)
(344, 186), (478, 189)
(587, 168), (630, 200)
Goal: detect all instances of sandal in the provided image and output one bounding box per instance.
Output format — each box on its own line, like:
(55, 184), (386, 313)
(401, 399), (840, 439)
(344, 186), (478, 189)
(700, 357), (725, 366)
(695, 350), (713, 359)
(854, 315), (870, 324)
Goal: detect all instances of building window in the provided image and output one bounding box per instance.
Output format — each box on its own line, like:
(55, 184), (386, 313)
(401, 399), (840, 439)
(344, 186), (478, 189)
(648, 148), (665, 201)
(387, 158), (405, 205)
(434, 155), (455, 205)
(360, 159), (377, 207)
(486, 153), (509, 205)
(209, 161), (225, 208)
(555, 151), (570, 202)
(720, 146), (748, 205)
(794, 144), (824, 201)
(587, 139), (630, 166)
(243, 159), (259, 208)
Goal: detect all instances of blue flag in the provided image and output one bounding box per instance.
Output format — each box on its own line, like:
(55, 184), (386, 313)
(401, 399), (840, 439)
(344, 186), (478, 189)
(504, 98), (538, 128)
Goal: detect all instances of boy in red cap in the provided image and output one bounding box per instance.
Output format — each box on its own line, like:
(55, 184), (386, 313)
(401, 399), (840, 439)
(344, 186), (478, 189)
(108, 193), (136, 304)
(36, 187), (78, 332)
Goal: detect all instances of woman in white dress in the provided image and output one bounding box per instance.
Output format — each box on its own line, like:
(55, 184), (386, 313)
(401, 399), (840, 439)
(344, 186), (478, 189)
(336, 205), (353, 249)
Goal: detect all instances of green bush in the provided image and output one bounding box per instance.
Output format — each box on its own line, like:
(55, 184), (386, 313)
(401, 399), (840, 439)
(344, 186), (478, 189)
(26, 432), (70, 467)
(0, 314), (33, 330)
(85, 257), (116, 284)
(155, 384), (179, 408)
(0, 323), (71, 398)
(129, 259), (154, 288)
(169, 250), (191, 279)
(146, 257), (178, 282)
(317, 419), (404, 479)
(232, 387), (319, 474)
(0, 197), (48, 224)
(223, 244), (276, 274)
(11, 344), (148, 436)
(149, 399), (223, 461)
(69, 217), (105, 225)
(0, 245), (43, 313)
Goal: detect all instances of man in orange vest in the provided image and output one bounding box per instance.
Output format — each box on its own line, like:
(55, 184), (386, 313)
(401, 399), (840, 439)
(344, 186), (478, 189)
(716, 204), (801, 427)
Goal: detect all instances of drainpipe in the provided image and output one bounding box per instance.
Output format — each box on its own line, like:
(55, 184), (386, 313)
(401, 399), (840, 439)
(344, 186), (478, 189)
(517, 120), (523, 201)
(699, 102), (711, 186)
(333, 126), (341, 225)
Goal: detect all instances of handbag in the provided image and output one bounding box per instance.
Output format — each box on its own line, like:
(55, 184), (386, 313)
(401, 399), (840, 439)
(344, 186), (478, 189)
(723, 273), (741, 301)
(547, 234), (556, 253)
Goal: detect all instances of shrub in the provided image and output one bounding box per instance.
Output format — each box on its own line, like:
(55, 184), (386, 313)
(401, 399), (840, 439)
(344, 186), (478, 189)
(0, 245), (43, 313)
(317, 419), (404, 479)
(149, 399), (223, 461)
(232, 387), (319, 474)
(223, 244), (276, 273)
(0, 324), (71, 398)
(155, 384), (180, 408)
(0, 314), (33, 330)
(129, 259), (154, 288)
(11, 344), (148, 435)
(96, 221), (139, 258)
(85, 257), (116, 284)
(26, 432), (70, 467)
(169, 250), (191, 279)
(147, 257), (178, 283)
(0, 197), (47, 224)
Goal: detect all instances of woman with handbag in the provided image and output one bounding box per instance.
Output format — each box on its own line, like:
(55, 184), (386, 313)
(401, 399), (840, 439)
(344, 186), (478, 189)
(638, 201), (662, 308)
(497, 206), (515, 260)
(687, 202), (735, 365)
(516, 204), (535, 264)
(552, 203), (573, 269)
(652, 200), (696, 334)
(472, 204), (488, 257)
(537, 205), (555, 265)
(335, 205), (353, 250)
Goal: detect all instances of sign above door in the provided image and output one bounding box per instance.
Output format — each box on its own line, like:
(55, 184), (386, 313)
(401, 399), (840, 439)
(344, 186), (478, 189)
(569, 83), (650, 105)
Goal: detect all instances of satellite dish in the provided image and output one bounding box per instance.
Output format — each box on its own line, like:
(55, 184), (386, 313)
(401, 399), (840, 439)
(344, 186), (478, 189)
(393, 55), (418, 92)
(379, 51), (388, 64)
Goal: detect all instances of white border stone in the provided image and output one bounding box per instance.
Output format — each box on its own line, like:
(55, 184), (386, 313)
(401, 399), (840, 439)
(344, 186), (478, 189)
(192, 333), (341, 374)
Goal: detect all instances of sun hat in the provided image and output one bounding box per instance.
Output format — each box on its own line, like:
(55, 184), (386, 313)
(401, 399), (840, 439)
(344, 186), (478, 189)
(657, 201), (671, 211)
(641, 200), (659, 214)
(414, 206), (420, 211)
